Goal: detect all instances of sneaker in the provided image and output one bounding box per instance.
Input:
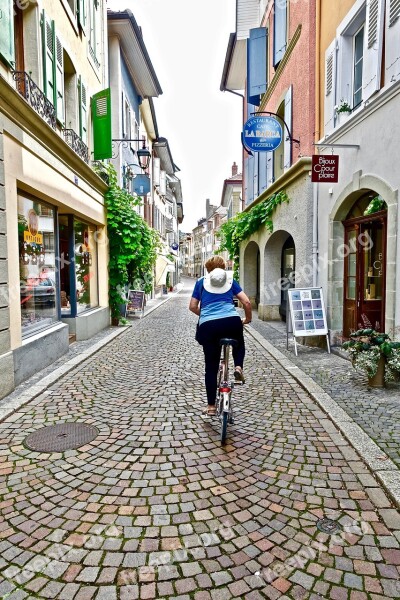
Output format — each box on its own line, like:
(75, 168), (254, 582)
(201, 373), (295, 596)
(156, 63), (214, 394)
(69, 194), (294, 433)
(234, 369), (245, 383)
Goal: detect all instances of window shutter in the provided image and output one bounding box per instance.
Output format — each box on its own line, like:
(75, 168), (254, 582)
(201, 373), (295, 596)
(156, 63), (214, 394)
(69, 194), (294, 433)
(273, 0), (287, 67)
(253, 152), (259, 198)
(363, 0), (384, 100)
(78, 76), (87, 143)
(245, 155), (255, 206)
(258, 150), (268, 193)
(55, 35), (64, 123)
(0, 0), (15, 66)
(41, 11), (55, 104)
(77, 0), (86, 31)
(283, 85), (292, 171)
(266, 152), (274, 186)
(121, 92), (126, 138)
(247, 27), (268, 106)
(324, 38), (337, 135)
(385, 0), (400, 83)
(92, 88), (112, 160)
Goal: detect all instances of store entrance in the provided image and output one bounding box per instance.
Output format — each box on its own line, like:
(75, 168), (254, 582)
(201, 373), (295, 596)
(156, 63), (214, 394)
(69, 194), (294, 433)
(343, 210), (387, 336)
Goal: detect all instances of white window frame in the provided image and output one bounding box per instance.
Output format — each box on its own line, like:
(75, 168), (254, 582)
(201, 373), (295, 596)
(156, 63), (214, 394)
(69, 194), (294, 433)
(352, 24), (365, 109)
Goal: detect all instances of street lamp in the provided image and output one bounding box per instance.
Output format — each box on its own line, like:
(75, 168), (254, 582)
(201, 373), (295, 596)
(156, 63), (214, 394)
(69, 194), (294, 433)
(136, 143), (151, 171)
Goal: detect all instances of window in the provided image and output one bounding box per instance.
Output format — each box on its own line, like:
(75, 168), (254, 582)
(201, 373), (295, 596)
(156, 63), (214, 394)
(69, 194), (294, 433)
(0, 0), (15, 66)
(88, 0), (100, 67)
(18, 195), (58, 335)
(353, 26), (364, 107)
(273, 0), (287, 67)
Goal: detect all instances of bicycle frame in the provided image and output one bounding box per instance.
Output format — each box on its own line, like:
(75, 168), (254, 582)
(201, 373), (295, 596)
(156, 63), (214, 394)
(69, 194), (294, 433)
(216, 341), (234, 443)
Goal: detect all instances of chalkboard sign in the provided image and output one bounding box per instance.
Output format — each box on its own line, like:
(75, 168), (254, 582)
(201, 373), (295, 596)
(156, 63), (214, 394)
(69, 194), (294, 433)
(126, 290), (145, 316)
(287, 287), (330, 355)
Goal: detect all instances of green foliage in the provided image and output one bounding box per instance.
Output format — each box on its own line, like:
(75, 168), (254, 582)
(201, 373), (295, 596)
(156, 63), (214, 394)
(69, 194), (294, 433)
(343, 329), (400, 382)
(94, 163), (161, 318)
(218, 191), (289, 278)
(364, 196), (386, 216)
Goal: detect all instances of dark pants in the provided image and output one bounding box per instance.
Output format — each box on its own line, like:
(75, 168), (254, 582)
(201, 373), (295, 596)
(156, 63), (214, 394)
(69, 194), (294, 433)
(197, 316), (245, 405)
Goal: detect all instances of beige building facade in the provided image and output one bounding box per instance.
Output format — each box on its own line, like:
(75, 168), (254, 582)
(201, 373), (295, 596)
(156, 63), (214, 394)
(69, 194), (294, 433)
(0, 0), (110, 398)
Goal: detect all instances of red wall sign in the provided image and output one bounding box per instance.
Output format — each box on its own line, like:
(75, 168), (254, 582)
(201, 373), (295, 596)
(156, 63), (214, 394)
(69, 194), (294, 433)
(311, 155), (339, 183)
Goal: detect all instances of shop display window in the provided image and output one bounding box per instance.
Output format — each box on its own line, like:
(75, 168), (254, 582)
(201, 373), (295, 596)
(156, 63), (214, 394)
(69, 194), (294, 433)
(58, 215), (98, 315)
(18, 196), (58, 335)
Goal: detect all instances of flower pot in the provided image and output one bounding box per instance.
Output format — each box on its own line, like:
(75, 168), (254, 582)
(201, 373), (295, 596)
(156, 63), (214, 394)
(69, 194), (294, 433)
(111, 317), (119, 326)
(368, 356), (385, 388)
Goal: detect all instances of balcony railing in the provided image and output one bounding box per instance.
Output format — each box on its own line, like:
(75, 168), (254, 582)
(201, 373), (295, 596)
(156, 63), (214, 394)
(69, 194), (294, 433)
(165, 217), (174, 233)
(63, 129), (89, 164)
(13, 71), (56, 130)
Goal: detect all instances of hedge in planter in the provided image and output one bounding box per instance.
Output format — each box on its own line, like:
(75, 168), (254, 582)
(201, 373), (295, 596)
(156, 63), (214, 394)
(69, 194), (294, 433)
(342, 329), (400, 384)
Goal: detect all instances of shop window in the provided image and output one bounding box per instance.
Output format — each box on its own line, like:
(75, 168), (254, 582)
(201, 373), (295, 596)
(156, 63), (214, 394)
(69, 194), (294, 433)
(58, 216), (98, 315)
(18, 195), (58, 335)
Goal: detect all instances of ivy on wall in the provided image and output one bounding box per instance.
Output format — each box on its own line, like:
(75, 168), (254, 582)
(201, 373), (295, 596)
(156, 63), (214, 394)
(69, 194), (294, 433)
(94, 163), (161, 318)
(218, 191), (289, 279)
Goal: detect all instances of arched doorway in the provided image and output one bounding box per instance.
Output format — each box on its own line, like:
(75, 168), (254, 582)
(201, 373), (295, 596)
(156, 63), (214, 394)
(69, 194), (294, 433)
(243, 241), (260, 308)
(279, 235), (295, 321)
(343, 194), (387, 336)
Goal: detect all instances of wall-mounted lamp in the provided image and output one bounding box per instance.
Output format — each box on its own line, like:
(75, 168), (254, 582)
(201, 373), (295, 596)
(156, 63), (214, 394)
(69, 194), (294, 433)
(112, 137), (151, 169)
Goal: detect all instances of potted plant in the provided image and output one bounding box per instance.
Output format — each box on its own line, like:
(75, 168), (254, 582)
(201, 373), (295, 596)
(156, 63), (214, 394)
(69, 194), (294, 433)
(336, 99), (352, 114)
(342, 329), (400, 387)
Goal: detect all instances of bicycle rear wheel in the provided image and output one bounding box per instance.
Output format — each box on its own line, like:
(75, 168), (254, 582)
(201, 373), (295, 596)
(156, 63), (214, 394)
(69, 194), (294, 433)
(221, 411), (228, 444)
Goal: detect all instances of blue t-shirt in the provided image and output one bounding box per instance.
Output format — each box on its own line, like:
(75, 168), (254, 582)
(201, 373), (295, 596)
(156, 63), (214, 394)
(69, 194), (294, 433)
(192, 277), (242, 325)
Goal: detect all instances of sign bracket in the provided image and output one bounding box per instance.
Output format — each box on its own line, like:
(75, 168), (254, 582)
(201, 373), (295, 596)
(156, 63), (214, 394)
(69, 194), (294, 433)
(252, 111), (300, 146)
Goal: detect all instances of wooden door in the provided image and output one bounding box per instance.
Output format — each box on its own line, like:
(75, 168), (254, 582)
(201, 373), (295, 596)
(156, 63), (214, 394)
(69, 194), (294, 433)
(343, 212), (386, 336)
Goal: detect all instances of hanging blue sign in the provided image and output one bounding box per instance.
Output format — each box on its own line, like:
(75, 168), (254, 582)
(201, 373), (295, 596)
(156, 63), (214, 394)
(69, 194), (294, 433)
(133, 174), (150, 195)
(242, 116), (283, 152)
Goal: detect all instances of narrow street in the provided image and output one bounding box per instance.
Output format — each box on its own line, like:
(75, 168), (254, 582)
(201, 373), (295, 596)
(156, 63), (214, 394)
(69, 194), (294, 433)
(1, 281), (400, 600)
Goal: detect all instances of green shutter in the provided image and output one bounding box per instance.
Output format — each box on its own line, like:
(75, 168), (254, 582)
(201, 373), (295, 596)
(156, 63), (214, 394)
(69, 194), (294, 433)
(78, 76), (88, 143)
(92, 88), (112, 160)
(0, 0), (14, 66)
(55, 34), (64, 123)
(41, 11), (55, 103)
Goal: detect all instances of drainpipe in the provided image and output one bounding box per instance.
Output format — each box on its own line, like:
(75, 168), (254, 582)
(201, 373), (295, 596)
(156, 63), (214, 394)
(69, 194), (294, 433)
(313, 0), (322, 287)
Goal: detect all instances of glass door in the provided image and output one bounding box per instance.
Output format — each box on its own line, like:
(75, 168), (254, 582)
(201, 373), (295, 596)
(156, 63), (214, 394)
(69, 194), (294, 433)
(280, 236), (295, 321)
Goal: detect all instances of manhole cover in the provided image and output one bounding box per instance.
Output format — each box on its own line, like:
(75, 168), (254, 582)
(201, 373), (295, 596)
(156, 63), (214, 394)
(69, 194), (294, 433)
(316, 518), (343, 535)
(24, 423), (99, 452)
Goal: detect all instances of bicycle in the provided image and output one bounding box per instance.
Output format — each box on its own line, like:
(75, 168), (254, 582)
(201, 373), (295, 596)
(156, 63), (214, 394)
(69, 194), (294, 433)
(216, 338), (243, 443)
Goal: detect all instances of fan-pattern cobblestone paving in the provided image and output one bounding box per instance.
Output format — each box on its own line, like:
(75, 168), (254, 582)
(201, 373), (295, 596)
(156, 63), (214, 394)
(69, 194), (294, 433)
(0, 284), (400, 599)
(249, 320), (400, 468)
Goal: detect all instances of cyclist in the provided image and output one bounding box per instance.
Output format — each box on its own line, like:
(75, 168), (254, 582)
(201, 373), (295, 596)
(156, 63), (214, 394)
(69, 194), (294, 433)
(189, 256), (252, 416)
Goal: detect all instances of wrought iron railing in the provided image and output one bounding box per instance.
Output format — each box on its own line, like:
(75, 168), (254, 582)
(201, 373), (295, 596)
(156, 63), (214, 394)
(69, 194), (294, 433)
(165, 217), (174, 233)
(12, 71), (56, 130)
(63, 129), (89, 164)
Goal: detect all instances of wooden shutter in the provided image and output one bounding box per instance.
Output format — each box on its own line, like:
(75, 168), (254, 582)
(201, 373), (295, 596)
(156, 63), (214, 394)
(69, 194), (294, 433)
(0, 0), (15, 66)
(41, 11), (55, 104)
(78, 76), (87, 143)
(385, 0), (400, 83)
(324, 38), (337, 135)
(55, 34), (64, 123)
(273, 0), (287, 67)
(266, 152), (274, 186)
(258, 150), (268, 193)
(92, 88), (112, 160)
(363, 0), (384, 99)
(283, 85), (292, 171)
(247, 27), (268, 106)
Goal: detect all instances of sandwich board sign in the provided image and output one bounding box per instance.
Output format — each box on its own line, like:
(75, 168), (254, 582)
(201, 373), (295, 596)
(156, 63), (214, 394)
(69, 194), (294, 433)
(286, 287), (330, 356)
(126, 290), (145, 317)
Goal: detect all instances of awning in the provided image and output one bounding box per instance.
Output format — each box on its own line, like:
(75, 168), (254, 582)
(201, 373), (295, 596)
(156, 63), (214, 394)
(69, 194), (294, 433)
(155, 255), (174, 286)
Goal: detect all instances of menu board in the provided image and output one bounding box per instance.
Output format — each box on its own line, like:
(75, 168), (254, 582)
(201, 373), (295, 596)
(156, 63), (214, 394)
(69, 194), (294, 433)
(126, 290), (145, 314)
(288, 288), (328, 337)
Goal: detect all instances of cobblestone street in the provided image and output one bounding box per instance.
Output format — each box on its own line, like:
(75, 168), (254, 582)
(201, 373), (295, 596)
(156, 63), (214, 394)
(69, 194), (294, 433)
(1, 282), (400, 600)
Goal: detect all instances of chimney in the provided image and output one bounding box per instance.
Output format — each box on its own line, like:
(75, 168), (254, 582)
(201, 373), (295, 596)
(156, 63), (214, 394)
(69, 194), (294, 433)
(232, 162), (238, 176)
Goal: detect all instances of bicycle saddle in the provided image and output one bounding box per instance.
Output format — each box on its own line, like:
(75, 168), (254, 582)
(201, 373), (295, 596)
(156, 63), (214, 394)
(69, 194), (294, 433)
(219, 338), (238, 347)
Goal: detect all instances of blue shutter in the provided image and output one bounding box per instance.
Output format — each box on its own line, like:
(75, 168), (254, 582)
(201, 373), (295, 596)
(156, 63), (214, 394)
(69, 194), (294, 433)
(247, 27), (268, 106)
(273, 0), (287, 67)
(259, 151), (267, 193)
(0, 0), (14, 66)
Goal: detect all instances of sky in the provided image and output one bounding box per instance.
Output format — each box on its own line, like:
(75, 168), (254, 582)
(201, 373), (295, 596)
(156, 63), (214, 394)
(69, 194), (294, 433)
(107, 0), (243, 231)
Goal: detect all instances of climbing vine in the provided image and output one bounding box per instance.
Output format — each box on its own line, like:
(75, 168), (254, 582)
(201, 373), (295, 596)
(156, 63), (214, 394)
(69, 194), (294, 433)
(94, 163), (161, 318)
(218, 191), (289, 279)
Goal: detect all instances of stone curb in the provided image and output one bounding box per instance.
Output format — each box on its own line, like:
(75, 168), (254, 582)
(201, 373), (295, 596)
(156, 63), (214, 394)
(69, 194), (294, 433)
(247, 326), (400, 508)
(0, 294), (175, 424)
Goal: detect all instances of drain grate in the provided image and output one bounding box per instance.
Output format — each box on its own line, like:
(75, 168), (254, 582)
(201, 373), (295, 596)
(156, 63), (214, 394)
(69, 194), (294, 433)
(24, 423), (99, 453)
(316, 517), (343, 535)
